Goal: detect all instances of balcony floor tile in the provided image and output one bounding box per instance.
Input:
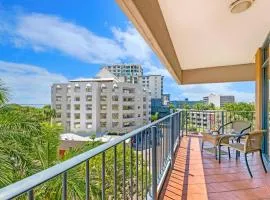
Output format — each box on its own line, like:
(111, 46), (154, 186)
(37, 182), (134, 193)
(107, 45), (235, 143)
(159, 136), (270, 200)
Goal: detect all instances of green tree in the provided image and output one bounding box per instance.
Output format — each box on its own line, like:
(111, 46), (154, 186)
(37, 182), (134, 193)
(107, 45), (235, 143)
(151, 112), (159, 121)
(223, 102), (255, 121)
(0, 79), (8, 105)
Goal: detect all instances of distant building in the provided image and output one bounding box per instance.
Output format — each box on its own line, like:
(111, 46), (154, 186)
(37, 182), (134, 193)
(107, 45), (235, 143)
(171, 99), (204, 109)
(51, 70), (151, 135)
(140, 75), (164, 99)
(162, 94), (170, 106)
(207, 94), (235, 107)
(102, 64), (143, 84)
(151, 99), (170, 119)
(102, 64), (164, 99)
(203, 96), (209, 104)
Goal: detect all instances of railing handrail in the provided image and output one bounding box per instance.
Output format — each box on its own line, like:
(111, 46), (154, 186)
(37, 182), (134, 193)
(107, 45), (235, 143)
(0, 111), (181, 199)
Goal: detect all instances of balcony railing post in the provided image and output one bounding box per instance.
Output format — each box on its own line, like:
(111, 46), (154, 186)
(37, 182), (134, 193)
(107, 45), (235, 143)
(170, 115), (174, 164)
(185, 110), (188, 135)
(221, 111), (224, 134)
(151, 126), (157, 200)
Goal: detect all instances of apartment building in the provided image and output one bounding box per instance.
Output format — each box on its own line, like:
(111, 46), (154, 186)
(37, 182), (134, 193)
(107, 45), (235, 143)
(162, 94), (170, 106)
(206, 94), (235, 107)
(51, 73), (151, 134)
(140, 75), (164, 99)
(102, 64), (164, 99)
(102, 64), (143, 84)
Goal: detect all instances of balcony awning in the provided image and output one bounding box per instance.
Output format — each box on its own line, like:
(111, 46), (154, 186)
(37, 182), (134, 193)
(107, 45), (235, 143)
(116, 0), (270, 84)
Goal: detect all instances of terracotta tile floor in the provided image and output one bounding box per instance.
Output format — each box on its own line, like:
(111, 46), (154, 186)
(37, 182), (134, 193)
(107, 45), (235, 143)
(159, 136), (270, 200)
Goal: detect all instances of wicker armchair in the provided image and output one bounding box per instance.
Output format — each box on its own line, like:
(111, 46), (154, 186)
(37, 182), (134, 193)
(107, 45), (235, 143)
(201, 121), (251, 159)
(218, 130), (267, 177)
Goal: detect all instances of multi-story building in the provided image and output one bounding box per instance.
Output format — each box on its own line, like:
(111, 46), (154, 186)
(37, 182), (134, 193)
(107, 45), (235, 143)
(203, 96), (209, 104)
(102, 64), (143, 84)
(206, 94), (235, 107)
(162, 94), (170, 106)
(140, 75), (164, 99)
(102, 64), (164, 99)
(51, 71), (151, 134)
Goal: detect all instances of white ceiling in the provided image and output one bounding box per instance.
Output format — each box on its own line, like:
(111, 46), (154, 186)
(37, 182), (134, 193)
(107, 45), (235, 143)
(158, 0), (270, 70)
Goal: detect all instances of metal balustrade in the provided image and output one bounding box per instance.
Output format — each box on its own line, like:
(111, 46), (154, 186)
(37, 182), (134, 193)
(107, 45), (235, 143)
(183, 110), (256, 135)
(0, 111), (182, 200)
(0, 109), (257, 199)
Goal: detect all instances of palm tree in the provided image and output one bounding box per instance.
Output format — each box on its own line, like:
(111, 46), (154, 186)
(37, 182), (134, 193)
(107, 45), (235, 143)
(0, 79), (8, 105)
(42, 105), (56, 125)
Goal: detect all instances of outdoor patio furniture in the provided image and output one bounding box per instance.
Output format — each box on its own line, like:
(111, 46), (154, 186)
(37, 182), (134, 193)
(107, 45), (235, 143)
(201, 120), (251, 159)
(218, 130), (267, 178)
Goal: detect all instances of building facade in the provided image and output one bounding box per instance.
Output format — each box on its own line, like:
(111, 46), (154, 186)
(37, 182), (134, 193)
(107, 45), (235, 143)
(140, 75), (164, 99)
(51, 76), (151, 134)
(102, 64), (164, 99)
(207, 94), (235, 107)
(102, 64), (143, 84)
(162, 94), (170, 106)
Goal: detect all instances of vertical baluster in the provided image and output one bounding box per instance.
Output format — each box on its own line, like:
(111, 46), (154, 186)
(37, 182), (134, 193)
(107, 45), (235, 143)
(114, 146), (117, 200)
(28, 190), (34, 200)
(170, 116), (174, 164)
(102, 152), (105, 200)
(86, 160), (90, 200)
(151, 126), (157, 200)
(130, 137), (133, 200)
(62, 172), (67, 200)
(136, 134), (139, 200)
(145, 130), (148, 198)
(141, 131), (144, 200)
(123, 141), (126, 200)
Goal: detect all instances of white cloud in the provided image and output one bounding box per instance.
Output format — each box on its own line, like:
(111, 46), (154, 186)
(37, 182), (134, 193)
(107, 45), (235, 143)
(0, 60), (68, 104)
(0, 10), (255, 103)
(169, 82), (255, 102)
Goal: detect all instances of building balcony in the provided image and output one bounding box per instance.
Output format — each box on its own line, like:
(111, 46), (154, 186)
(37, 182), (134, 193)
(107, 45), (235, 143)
(1, 110), (269, 200)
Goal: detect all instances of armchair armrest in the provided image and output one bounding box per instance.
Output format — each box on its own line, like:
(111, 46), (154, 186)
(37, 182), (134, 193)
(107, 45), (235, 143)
(218, 134), (240, 146)
(217, 121), (233, 133)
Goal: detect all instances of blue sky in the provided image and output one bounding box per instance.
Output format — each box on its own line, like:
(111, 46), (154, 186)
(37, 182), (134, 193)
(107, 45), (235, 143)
(0, 0), (255, 104)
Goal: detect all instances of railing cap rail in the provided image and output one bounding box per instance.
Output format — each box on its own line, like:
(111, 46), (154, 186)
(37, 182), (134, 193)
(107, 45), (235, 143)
(0, 111), (181, 199)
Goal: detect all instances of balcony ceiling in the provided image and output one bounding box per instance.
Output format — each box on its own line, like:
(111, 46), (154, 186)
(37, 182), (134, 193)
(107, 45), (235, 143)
(116, 0), (270, 84)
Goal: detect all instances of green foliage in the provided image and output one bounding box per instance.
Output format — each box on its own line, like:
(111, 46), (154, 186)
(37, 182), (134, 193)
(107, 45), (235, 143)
(0, 79), (8, 105)
(151, 112), (159, 121)
(223, 102), (255, 121)
(168, 103), (177, 112)
(192, 103), (215, 110)
(0, 80), (149, 199)
(183, 104), (191, 109)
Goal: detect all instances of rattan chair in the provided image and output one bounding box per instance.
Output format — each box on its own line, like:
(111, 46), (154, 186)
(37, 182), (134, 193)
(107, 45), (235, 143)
(218, 130), (267, 177)
(201, 120), (251, 159)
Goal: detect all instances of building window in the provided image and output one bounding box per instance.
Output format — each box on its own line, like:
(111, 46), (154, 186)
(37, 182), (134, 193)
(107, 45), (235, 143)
(86, 123), (92, 129)
(100, 104), (107, 110)
(112, 96), (118, 101)
(74, 122), (80, 128)
(143, 97), (146, 102)
(86, 95), (92, 101)
(138, 114), (140, 117)
(75, 97), (80, 101)
(67, 86), (71, 93)
(112, 122), (119, 127)
(56, 113), (61, 118)
(67, 96), (71, 102)
(66, 113), (70, 118)
(100, 113), (107, 119)
(101, 95), (107, 101)
(100, 122), (106, 128)
(86, 104), (92, 111)
(74, 113), (80, 120)
(56, 96), (62, 101)
(56, 104), (61, 110)
(112, 113), (119, 119)
(74, 104), (80, 110)
(74, 85), (80, 93)
(86, 85), (92, 92)
(67, 104), (71, 110)
(56, 85), (62, 93)
(86, 113), (92, 120)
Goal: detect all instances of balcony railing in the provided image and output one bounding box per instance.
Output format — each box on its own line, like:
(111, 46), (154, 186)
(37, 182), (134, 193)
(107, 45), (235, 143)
(0, 111), (182, 200)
